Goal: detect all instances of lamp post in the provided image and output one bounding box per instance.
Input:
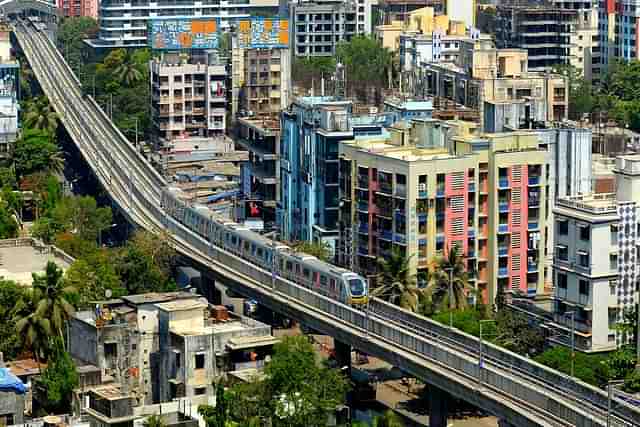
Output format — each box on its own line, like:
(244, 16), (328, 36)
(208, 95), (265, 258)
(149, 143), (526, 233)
(445, 266), (454, 328)
(607, 380), (624, 427)
(479, 319), (496, 385)
(565, 310), (575, 377)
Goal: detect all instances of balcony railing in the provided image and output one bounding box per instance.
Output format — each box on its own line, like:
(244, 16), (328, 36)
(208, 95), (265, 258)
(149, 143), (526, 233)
(528, 263), (538, 272)
(358, 223), (369, 234)
(394, 234), (406, 244)
(378, 183), (393, 194)
(379, 230), (393, 241)
(498, 267), (509, 277)
(499, 177), (510, 188)
(468, 182), (475, 192)
(498, 246), (509, 256)
(528, 220), (539, 230)
(468, 229), (475, 238)
(357, 201), (368, 212)
(498, 224), (509, 233)
(377, 205), (393, 217)
(499, 202), (509, 212)
(528, 176), (541, 186)
(553, 313), (592, 333)
(436, 186), (445, 197)
(395, 184), (407, 198)
(418, 190), (428, 199)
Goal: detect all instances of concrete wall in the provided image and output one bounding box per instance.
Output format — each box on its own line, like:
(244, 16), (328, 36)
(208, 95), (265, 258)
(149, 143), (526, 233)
(68, 317), (98, 366)
(0, 391), (24, 424)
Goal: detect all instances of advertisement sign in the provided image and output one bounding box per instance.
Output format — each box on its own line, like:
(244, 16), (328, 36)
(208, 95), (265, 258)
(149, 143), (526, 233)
(149, 18), (220, 50)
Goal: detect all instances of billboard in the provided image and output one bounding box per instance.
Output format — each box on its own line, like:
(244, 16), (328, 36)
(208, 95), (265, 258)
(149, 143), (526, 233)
(236, 18), (289, 49)
(149, 18), (220, 50)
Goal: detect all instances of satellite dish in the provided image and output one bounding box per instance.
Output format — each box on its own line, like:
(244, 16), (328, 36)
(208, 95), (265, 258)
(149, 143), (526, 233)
(105, 289), (113, 299)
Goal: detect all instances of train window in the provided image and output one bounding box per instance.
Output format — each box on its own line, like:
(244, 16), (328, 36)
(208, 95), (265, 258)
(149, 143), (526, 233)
(279, 259), (284, 270)
(257, 248), (263, 258)
(303, 268), (310, 278)
(231, 236), (237, 245)
(329, 279), (336, 292)
(286, 261), (293, 271)
(244, 241), (250, 251)
(251, 244), (256, 254)
(320, 275), (328, 286)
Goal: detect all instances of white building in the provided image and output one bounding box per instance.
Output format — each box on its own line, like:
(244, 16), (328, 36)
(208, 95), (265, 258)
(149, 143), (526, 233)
(446, 0), (475, 28)
(399, 31), (491, 72)
(551, 154), (640, 352)
(94, 0), (279, 47)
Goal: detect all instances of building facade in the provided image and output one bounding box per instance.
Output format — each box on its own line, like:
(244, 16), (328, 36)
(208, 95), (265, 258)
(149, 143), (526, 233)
(338, 119), (550, 304)
(551, 154), (640, 352)
(288, 0), (371, 57)
(279, 96), (385, 249)
(495, 4), (577, 72)
(57, 0), (99, 18)
(445, 0), (475, 28)
(150, 53), (228, 148)
(599, 0), (640, 65)
(95, 0), (279, 47)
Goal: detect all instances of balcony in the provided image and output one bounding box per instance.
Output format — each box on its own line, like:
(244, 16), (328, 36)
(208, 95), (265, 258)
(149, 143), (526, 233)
(499, 202), (509, 213)
(417, 212), (427, 222)
(418, 190), (428, 199)
(467, 249), (476, 258)
(553, 313), (592, 334)
(436, 186), (445, 197)
(395, 184), (407, 198)
(357, 246), (369, 256)
(498, 267), (509, 277)
(378, 183), (393, 195)
(379, 230), (393, 241)
(528, 176), (541, 186)
(468, 229), (475, 238)
(357, 201), (368, 212)
(394, 234), (407, 244)
(358, 223), (369, 234)
(528, 220), (539, 231)
(528, 262), (538, 272)
(498, 178), (510, 189)
(356, 176), (369, 189)
(468, 182), (475, 192)
(377, 205), (393, 218)
(528, 196), (540, 207)
(498, 246), (509, 257)
(498, 224), (509, 233)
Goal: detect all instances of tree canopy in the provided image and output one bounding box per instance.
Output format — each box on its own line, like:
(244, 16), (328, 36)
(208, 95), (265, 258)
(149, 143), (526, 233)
(13, 129), (62, 179)
(38, 337), (79, 414)
(336, 36), (392, 100)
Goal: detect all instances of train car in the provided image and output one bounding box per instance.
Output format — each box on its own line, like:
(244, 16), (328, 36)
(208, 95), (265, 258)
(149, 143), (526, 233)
(160, 187), (368, 305)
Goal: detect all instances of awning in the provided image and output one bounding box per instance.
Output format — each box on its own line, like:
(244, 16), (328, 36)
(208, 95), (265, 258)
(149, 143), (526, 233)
(226, 336), (279, 351)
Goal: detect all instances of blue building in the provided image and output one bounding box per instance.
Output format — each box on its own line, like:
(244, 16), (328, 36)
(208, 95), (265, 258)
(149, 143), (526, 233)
(279, 96), (384, 252)
(383, 98), (433, 123)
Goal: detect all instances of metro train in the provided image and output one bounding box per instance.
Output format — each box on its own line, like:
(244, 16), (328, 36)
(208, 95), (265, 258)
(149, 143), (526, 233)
(161, 187), (368, 305)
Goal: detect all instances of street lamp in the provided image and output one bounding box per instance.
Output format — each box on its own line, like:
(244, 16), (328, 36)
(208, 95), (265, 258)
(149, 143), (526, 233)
(479, 319), (496, 386)
(445, 266), (454, 328)
(565, 310), (576, 377)
(607, 380), (624, 427)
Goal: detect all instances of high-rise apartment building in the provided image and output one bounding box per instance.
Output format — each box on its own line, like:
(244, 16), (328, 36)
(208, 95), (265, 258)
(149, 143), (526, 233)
(150, 52), (228, 149)
(552, 155), (640, 352)
(95, 0), (279, 47)
(599, 0), (640, 65)
(338, 119), (550, 304)
(288, 0), (371, 57)
(231, 44), (291, 118)
(278, 96), (385, 250)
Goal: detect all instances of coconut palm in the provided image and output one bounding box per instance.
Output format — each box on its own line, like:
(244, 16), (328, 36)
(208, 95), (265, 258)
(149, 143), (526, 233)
(24, 97), (58, 135)
(32, 261), (76, 339)
(114, 58), (143, 87)
(15, 290), (52, 366)
(373, 249), (421, 311)
(426, 246), (471, 311)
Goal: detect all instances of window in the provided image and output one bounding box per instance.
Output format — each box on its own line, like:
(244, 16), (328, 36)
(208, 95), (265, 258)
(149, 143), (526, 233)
(579, 225), (590, 241)
(558, 220), (569, 236)
(578, 252), (590, 268)
(104, 343), (117, 358)
(557, 272), (567, 289)
(610, 254), (618, 271)
(195, 354), (205, 369)
(556, 245), (568, 261)
(194, 387), (207, 395)
(610, 279), (618, 295)
(579, 280), (589, 296)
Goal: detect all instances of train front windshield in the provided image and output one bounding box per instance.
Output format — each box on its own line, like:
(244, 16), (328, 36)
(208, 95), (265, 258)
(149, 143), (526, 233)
(348, 278), (365, 296)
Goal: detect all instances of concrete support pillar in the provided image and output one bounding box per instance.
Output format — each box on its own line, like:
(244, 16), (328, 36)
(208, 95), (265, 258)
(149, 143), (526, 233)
(333, 340), (351, 376)
(428, 385), (450, 427)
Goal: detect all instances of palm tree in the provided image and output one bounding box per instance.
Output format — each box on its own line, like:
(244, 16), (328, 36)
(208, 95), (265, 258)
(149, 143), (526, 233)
(143, 415), (166, 427)
(24, 97), (58, 135)
(15, 290), (52, 367)
(426, 246), (471, 311)
(114, 58), (142, 87)
(32, 261), (76, 339)
(373, 250), (421, 311)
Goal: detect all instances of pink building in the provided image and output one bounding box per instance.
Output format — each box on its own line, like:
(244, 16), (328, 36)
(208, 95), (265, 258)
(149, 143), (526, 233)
(58, 0), (98, 19)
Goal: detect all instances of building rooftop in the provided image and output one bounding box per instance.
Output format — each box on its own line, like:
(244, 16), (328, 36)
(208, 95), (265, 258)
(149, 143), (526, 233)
(237, 116), (280, 134)
(121, 292), (198, 306)
(556, 193), (618, 216)
(295, 96), (351, 108)
(91, 384), (131, 401)
(6, 359), (44, 377)
(384, 98), (433, 111)
(342, 138), (454, 162)
(156, 298), (208, 313)
(0, 238), (73, 286)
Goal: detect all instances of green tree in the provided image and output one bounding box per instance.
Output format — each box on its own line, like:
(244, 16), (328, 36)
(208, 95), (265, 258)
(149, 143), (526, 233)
(0, 280), (31, 360)
(143, 415), (167, 427)
(15, 290), (51, 366)
(291, 240), (332, 262)
(336, 36), (392, 100)
(198, 382), (230, 427)
(373, 249), (421, 311)
(32, 261), (76, 339)
(39, 337), (79, 414)
(552, 64), (594, 120)
(114, 54), (143, 87)
(534, 346), (609, 386)
(23, 97), (59, 135)
(494, 309), (544, 357)
(228, 336), (350, 426)
(426, 247), (470, 311)
(13, 129), (62, 179)
(292, 57), (336, 89)
(57, 17), (99, 71)
(65, 250), (126, 308)
(0, 198), (19, 238)
(373, 410), (404, 427)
